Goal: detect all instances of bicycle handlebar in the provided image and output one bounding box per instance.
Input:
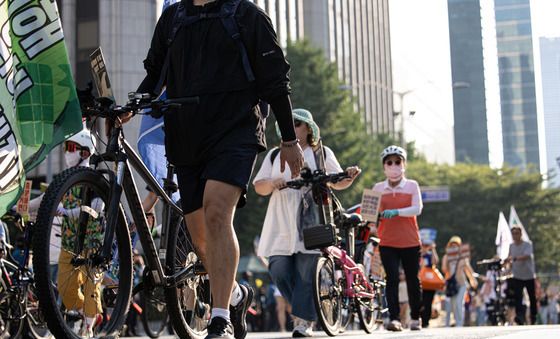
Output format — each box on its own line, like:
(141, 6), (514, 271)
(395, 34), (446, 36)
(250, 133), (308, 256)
(79, 87), (199, 120)
(283, 168), (350, 190)
(476, 258), (505, 267)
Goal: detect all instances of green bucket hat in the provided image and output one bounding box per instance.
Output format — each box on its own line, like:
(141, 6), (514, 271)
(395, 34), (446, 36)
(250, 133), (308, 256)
(275, 108), (320, 144)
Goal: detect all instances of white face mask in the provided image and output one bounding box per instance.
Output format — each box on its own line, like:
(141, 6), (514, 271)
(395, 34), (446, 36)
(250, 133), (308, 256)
(384, 164), (405, 182)
(64, 152), (82, 169)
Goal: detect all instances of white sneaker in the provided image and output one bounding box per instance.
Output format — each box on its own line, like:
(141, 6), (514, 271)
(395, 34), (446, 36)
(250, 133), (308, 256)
(79, 326), (94, 338)
(386, 319), (403, 331)
(292, 317), (314, 337)
(410, 319), (421, 331)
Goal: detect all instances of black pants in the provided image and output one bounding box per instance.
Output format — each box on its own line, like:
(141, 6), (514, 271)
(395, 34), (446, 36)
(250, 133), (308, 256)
(511, 278), (537, 325)
(421, 289), (436, 327)
(379, 246), (421, 321)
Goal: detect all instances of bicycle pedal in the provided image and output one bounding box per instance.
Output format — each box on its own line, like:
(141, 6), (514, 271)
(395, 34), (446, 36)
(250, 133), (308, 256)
(193, 261), (207, 275)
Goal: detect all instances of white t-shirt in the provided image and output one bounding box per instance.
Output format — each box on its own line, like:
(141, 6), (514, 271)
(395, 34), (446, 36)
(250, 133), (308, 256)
(253, 146), (343, 257)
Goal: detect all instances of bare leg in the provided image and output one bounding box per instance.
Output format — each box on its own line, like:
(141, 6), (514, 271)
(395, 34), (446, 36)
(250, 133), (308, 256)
(202, 180), (242, 309)
(185, 209), (207, 262)
(276, 296), (289, 332)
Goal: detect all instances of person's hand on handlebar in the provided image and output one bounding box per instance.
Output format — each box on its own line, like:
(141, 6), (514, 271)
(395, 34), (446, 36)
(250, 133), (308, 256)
(279, 140), (304, 178)
(345, 166), (361, 181)
(330, 166), (361, 190)
(105, 111), (134, 137)
(271, 178), (287, 190)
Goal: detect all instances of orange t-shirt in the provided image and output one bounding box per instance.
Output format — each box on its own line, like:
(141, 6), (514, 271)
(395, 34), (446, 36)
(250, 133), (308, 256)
(373, 178), (423, 248)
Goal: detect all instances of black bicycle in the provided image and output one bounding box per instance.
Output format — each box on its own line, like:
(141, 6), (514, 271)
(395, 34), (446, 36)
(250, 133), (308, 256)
(0, 211), (51, 339)
(32, 88), (211, 339)
(477, 258), (508, 326)
(124, 264), (171, 338)
(284, 163), (385, 336)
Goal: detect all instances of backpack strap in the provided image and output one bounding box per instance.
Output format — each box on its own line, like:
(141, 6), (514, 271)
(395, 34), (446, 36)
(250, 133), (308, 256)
(156, 0), (256, 95)
(270, 147), (280, 164)
(155, 3), (189, 95)
(220, 0), (255, 82)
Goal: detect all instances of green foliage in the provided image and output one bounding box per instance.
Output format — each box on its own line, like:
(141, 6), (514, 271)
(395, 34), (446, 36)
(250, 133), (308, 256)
(409, 161), (560, 274)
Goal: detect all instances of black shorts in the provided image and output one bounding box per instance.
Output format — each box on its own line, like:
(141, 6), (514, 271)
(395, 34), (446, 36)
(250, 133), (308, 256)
(175, 145), (258, 214)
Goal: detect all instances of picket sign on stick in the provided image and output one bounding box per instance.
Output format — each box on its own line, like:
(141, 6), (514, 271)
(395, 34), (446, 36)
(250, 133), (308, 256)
(16, 180), (33, 216)
(360, 189), (382, 223)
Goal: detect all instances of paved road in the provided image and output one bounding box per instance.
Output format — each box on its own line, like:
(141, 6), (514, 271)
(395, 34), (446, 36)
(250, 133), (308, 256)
(124, 325), (560, 339)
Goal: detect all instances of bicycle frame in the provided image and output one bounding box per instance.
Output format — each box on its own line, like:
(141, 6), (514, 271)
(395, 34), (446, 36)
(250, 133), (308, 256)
(323, 245), (375, 299)
(90, 125), (188, 289)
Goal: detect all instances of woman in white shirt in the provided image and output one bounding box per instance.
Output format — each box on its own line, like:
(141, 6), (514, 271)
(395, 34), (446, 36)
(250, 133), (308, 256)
(253, 108), (360, 337)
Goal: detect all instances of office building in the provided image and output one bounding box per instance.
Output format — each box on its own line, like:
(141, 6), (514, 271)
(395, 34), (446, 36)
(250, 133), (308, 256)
(494, 0), (540, 170)
(302, 0), (394, 134)
(448, 0), (489, 164)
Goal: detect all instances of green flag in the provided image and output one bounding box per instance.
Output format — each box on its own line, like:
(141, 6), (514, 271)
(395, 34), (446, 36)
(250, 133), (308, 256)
(0, 0), (82, 216)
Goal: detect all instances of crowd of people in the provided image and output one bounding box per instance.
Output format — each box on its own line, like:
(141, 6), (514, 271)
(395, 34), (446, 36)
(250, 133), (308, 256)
(6, 1), (558, 339)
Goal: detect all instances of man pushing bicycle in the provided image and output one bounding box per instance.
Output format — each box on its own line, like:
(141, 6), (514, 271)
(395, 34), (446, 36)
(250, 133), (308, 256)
(133, 1), (304, 338)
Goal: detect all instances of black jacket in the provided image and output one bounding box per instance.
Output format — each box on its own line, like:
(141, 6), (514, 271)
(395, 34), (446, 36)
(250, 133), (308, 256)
(138, 0), (292, 166)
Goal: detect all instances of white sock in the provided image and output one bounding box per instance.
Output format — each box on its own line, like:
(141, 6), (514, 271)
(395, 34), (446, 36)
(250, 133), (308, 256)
(85, 316), (95, 329)
(211, 308), (230, 322)
(230, 282), (244, 307)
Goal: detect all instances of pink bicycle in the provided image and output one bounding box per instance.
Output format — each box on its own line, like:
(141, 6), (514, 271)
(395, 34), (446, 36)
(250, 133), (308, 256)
(285, 167), (385, 336)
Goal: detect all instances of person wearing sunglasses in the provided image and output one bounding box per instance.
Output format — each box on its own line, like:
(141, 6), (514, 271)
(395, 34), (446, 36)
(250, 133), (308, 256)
(253, 108), (361, 338)
(372, 145), (423, 331)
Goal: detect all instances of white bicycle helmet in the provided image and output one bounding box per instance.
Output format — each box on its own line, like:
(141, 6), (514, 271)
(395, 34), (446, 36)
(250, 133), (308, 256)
(67, 128), (96, 152)
(380, 145), (407, 162)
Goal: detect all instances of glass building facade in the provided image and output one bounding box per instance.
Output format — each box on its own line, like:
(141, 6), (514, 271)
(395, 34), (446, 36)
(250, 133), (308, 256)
(448, 0), (489, 164)
(494, 0), (539, 170)
(303, 0), (393, 135)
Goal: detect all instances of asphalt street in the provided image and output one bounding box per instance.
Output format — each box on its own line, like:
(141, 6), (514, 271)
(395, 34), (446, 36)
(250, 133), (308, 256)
(123, 325), (560, 339)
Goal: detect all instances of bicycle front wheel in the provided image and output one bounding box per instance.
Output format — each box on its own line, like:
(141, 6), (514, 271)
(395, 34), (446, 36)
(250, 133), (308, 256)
(312, 256), (342, 336)
(165, 217), (211, 339)
(33, 167), (133, 339)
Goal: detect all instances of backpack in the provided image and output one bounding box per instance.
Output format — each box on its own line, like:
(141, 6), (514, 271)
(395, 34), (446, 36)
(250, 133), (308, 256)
(269, 146), (328, 165)
(156, 0), (269, 117)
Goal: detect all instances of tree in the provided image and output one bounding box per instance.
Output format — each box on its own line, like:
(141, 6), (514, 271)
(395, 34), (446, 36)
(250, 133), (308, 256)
(408, 161), (560, 274)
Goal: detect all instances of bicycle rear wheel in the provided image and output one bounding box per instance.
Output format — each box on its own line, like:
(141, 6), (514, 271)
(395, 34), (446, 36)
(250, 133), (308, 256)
(141, 287), (169, 338)
(312, 256), (342, 336)
(165, 217), (211, 339)
(33, 167), (133, 339)
(0, 260), (24, 338)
